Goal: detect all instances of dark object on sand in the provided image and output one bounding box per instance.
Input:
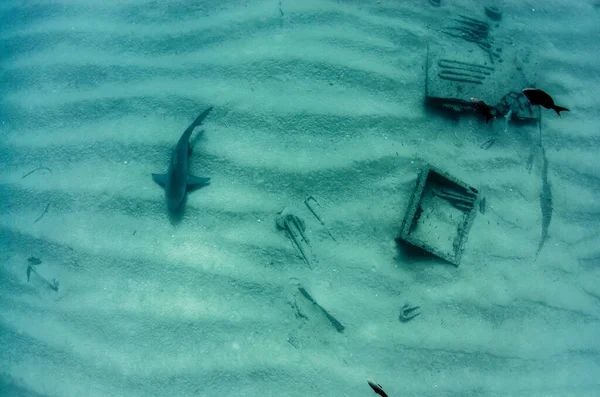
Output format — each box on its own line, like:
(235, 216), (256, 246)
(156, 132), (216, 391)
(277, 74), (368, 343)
(425, 45), (539, 122)
(533, 109), (552, 260)
(435, 14), (494, 63)
(485, 6), (502, 20)
(536, 140), (553, 260)
(277, 208), (312, 268)
(152, 107), (213, 212)
(27, 256), (42, 266)
(523, 88), (569, 116)
(304, 195), (337, 242)
(398, 165), (479, 266)
(436, 59), (494, 85)
(297, 286), (344, 333)
(399, 303), (421, 322)
(480, 137), (496, 150)
(27, 263), (59, 292)
(471, 97), (496, 123)
(479, 196), (487, 214)
(429, 0), (441, 6)
(367, 379), (389, 397)
(21, 166), (52, 179)
(33, 201), (51, 224)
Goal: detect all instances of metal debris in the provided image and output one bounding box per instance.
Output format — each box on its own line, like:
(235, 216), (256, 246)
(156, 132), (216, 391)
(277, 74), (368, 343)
(33, 201), (51, 224)
(276, 208), (312, 268)
(298, 286), (345, 333)
(399, 303), (421, 322)
(437, 59), (494, 85)
(304, 195), (337, 242)
(26, 262), (59, 292)
(21, 166), (52, 179)
(479, 197), (487, 214)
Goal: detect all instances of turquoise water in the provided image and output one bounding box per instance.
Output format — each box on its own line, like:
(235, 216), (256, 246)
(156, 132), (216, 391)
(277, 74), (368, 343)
(1, 1), (599, 396)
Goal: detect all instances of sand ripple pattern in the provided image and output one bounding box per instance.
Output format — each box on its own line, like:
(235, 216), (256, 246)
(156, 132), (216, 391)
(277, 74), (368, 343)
(1, 1), (600, 396)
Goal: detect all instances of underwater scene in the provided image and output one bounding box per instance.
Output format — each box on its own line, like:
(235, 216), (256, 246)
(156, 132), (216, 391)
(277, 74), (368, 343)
(1, 0), (599, 396)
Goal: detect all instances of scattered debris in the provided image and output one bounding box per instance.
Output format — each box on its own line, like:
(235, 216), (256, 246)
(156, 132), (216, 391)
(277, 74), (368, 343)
(536, 116), (553, 260)
(398, 165), (480, 266)
(399, 303), (421, 322)
(426, 46), (539, 121)
(304, 195), (337, 242)
(33, 201), (51, 224)
(367, 379), (389, 397)
(290, 297), (308, 320)
(437, 59), (493, 85)
(495, 91), (535, 120)
(26, 260), (59, 292)
(432, 187), (477, 212)
(485, 5), (502, 21)
(304, 196), (325, 225)
(480, 137), (496, 150)
(298, 286), (345, 333)
(276, 208), (312, 268)
(21, 166), (52, 179)
(27, 256), (42, 266)
(479, 196), (487, 214)
(531, 108), (553, 260)
(286, 335), (299, 348)
(471, 97), (496, 123)
(436, 15), (495, 63)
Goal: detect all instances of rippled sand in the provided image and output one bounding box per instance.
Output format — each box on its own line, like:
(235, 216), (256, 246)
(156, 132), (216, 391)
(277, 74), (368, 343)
(1, 1), (599, 396)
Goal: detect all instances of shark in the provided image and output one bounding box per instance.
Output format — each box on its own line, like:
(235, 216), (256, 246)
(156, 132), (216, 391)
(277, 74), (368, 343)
(152, 107), (213, 211)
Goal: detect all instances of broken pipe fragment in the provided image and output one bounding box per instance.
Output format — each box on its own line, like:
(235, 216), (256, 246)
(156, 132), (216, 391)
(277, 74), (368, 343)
(298, 286), (345, 333)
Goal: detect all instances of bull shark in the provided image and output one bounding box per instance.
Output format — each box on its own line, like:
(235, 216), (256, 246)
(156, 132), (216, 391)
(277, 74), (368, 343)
(152, 107), (213, 211)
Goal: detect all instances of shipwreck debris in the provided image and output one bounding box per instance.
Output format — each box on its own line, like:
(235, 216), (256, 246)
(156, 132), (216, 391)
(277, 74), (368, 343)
(479, 196), (487, 214)
(276, 208), (312, 268)
(399, 303), (421, 322)
(437, 14), (495, 63)
(304, 195), (337, 242)
(26, 258), (59, 292)
(33, 201), (51, 224)
(21, 166), (52, 179)
(398, 165), (479, 266)
(485, 6), (502, 21)
(298, 286), (345, 333)
(536, 110), (553, 260)
(437, 59), (493, 85)
(27, 256), (42, 266)
(425, 17), (539, 122)
(432, 187), (477, 212)
(480, 137), (496, 150)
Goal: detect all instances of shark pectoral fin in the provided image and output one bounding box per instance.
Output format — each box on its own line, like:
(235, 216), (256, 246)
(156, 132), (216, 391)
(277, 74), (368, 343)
(187, 175), (210, 187)
(152, 173), (168, 187)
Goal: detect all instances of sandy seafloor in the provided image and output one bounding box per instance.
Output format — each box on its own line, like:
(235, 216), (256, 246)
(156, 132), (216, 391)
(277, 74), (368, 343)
(1, 0), (599, 396)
